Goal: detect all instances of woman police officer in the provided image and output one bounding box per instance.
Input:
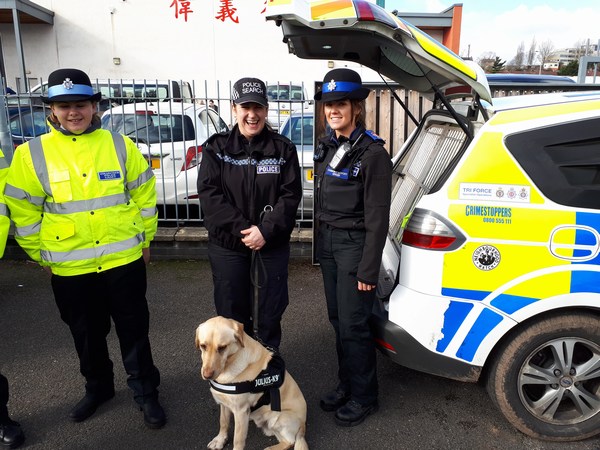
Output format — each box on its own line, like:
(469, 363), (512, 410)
(4, 68), (166, 429)
(314, 68), (392, 427)
(1, 147), (26, 448)
(198, 77), (302, 351)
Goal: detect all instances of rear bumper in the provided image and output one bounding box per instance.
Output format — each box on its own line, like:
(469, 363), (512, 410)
(370, 301), (482, 383)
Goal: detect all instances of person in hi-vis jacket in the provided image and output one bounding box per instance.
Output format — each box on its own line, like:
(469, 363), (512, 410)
(1, 147), (26, 448)
(4, 68), (166, 430)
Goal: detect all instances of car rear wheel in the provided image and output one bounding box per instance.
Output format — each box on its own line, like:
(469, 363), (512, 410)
(486, 313), (600, 441)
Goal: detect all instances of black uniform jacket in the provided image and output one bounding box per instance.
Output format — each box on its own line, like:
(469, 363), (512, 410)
(315, 126), (392, 284)
(198, 125), (302, 252)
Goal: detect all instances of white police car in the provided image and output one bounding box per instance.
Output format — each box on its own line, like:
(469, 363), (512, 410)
(267, 0), (600, 442)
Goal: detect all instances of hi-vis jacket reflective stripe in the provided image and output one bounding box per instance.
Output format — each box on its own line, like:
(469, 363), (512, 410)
(4, 123), (158, 276)
(0, 148), (10, 259)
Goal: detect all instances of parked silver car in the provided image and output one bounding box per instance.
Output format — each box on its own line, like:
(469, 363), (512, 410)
(101, 102), (228, 206)
(279, 111), (314, 218)
(266, 82), (311, 131)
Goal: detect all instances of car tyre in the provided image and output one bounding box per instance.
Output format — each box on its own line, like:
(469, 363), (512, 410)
(486, 312), (600, 441)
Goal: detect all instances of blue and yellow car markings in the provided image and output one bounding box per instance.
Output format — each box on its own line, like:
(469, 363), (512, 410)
(435, 203), (600, 363)
(407, 25), (476, 80)
(438, 262), (600, 362)
(436, 301), (473, 353)
(574, 212), (600, 263)
(310, 0), (357, 21)
(455, 309), (503, 362)
(307, 0), (475, 80)
(489, 99), (600, 126)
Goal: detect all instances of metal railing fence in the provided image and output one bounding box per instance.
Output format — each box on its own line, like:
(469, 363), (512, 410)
(3, 78), (599, 227)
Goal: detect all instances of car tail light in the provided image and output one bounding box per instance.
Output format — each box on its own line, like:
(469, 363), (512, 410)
(402, 209), (464, 250)
(181, 145), (202, 172)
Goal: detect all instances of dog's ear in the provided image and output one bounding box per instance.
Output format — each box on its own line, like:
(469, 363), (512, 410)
(194, 326), (201, 350)
(233, 320), (245, 348)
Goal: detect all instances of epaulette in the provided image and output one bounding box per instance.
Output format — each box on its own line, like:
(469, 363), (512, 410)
(271, 132), (293, 146)
(204, 130), (229, 146)
(364, 129), (385, 144)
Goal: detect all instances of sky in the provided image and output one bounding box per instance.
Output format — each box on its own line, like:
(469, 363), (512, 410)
(384, 0), (600, 63)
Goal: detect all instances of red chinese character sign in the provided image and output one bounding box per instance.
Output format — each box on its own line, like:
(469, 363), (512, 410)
(170, 0), (194, 21)
(215, 0), (239, 23)
(168, 0), (270, 23)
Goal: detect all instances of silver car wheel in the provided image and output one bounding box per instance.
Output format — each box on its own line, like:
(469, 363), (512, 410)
(518, 336), (600, 425)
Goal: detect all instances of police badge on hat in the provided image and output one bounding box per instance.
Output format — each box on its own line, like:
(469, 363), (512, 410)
(41, 68), (102, 103)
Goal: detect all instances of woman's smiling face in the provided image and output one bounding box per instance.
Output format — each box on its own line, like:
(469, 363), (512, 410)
(233, 102), (268, 140)
(50, 101), (96, 134)
(324, 99), (356, 138)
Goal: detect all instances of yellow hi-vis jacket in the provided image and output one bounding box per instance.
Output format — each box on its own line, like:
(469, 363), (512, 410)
(4, 122), (158, 276)
(0, 148), (10, 258)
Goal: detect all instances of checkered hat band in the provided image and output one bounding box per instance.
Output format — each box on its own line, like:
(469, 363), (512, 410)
(47, 84), (95, 98)
(323, 81), (362, 93)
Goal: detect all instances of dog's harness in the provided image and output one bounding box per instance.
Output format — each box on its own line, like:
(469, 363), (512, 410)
(208, 353), (286, 412)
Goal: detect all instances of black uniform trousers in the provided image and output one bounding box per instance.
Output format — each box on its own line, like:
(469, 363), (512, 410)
(208, 241), (290, 350)
(51, 257), (160, 405)
(0, 372), (10, 422)
(317, 223), (378, 406)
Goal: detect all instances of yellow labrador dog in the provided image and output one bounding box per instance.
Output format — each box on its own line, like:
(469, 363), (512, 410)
(195, 316), (308, 450)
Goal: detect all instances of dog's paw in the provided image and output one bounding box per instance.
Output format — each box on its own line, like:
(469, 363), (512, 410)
(207, 434), (228, 450)
(264, 444), (294, 450)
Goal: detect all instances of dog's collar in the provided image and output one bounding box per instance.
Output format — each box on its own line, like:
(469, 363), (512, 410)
(208, 353), (286, 411)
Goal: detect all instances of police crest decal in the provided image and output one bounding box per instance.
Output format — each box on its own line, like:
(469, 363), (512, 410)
(472, 245), (500, 271)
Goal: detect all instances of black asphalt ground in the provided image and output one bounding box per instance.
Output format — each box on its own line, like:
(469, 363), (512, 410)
(1, 257), (600, 450)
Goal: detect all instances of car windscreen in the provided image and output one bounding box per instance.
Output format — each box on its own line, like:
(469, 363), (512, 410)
(202, 109), (229, 135)
(101, 112), (195, 144)
(281, 115), (313, 146)
(267, 84), (305, 101)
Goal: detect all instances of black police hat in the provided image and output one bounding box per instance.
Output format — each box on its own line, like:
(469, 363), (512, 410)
(40, 68), (102, 103)
(232, 77), (268, 107)
(314, 68), (370, 102)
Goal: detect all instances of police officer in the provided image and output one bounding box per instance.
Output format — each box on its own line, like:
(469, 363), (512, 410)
(1, 148), (25, 448)
(4, 68), (166, 429)
(314, 69), (392, 427)
(198, 77), (302, 350)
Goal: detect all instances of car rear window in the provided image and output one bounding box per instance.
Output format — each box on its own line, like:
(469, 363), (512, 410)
(505, 118), (600, 210)
(101, 112), (196, 144)
(10, 109), (48, 137)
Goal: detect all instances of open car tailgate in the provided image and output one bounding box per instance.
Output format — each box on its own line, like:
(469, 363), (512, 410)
(266, 0), (491, 103)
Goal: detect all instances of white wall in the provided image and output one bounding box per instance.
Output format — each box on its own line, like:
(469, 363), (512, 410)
(0, 0), (382, 98)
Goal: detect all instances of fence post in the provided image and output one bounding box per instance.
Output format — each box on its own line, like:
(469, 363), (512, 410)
(0, 76), (13, 162)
